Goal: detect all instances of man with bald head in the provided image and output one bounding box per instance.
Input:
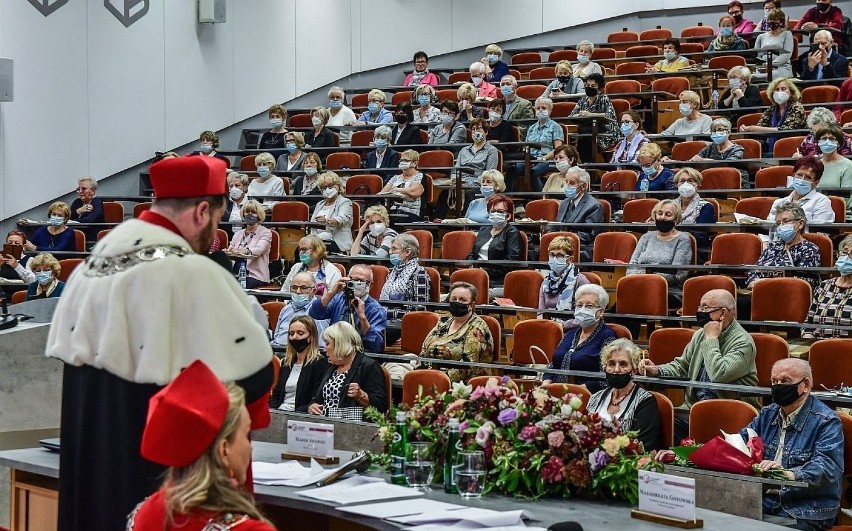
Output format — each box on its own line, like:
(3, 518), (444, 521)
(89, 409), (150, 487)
(272, 271), (329, 348)
(743, 358), (842, 530)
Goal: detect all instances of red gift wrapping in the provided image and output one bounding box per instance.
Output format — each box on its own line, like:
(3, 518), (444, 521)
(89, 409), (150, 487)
(688, 436), (758, 475)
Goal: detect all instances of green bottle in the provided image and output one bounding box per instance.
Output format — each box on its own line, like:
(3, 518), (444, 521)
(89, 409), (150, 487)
(390, 411), (409, 485)
(444, 418), (460, 494)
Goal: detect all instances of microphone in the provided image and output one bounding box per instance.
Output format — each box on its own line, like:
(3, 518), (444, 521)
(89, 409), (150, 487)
(548, 523), (584, 531)
(0, 294), (19, 331)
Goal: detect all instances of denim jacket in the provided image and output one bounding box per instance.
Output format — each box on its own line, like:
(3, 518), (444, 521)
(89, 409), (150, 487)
(742, 395), (843, 522)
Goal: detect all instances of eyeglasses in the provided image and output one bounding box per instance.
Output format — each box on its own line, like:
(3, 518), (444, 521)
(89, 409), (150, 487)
(678, 179), (699, 185)
(792, 172), (817, 182)
(548, 252), (569, 259)
(490, 209), (509, 215)
(290, 285), (314, 292)
(575, 304), (600, 310)
(620, 120), (635, 125)
(837, 250), (852, 258)
(697, 306), (725, 313)
(297, 247), (312, 253)
(728, 10), (742, 15)
(712, 129), (731, 133)
(368, 99), (383, 104)
(400, 159), (414, 163)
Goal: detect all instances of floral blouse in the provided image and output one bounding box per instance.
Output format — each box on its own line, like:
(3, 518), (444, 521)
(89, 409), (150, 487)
(745, 239), (821, 288)
(805, 278), (852, 338)
(420, 314), (494, 382)
(570, 94), (619, 149)
(756, 102), (807, 131)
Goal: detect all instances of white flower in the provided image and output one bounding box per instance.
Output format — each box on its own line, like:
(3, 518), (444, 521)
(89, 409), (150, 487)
(568, 396), (583, 411)
(484, 377), (499, 389)
(560, 403), (574, 417)
(451, 381), (472, 398)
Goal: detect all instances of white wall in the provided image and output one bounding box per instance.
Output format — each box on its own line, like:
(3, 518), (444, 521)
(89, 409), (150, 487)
(0, 0), (739, 222)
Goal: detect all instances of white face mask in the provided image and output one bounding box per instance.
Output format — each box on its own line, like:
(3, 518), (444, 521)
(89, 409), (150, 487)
(311, 116), (322, 127)
(398, 161), (411, 170)
(322, 187), (337, 199)
(555, 159), (571, 173)
(229, 186), (243, 200)
(351, 280), (369, 298)
(773, 90), (790, 105)
(488, 111), (502, 122)
(369, 222), (386, 236)
(678, 182), (697, 198)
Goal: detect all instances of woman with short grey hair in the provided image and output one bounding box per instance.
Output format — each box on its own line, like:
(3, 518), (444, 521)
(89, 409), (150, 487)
(380, 233), (430, 343)
(690, 116), (747, 187)
(719, 65), (761, 110)
(798, 106), (852, 158)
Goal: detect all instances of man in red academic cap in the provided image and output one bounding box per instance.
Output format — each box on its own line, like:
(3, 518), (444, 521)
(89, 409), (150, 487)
(46, 156), (275, 531)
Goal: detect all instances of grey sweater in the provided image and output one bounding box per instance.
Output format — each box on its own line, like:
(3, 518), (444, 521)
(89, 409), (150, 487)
(627, 231), (692, 286)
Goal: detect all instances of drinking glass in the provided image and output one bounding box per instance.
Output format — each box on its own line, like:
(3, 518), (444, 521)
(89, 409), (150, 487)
(404, 442), (435, 489)
(453, 450), (487, 498)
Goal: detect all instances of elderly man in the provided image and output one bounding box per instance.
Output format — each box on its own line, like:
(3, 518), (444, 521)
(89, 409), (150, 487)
(744, 358), (843, 530)
(499, 74), (534, 124)
(272, 271), (329, 348)
(69, 177), (104, 242)
(799, 30), (849, 80)
(551, 167), (604, 262)
(310, 263), (387, 352)
(469, 62), (498, 98)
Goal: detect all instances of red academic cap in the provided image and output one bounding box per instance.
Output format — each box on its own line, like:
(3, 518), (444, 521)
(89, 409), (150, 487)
(149, 156), (227, 199)
(141, 360), (230, 468)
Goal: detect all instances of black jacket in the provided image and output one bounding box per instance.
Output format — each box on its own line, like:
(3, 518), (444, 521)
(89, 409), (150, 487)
(305, 127), (336, 149)
(310, 351), (388, 413)
(269, 356), (331, 412)
(392, 124), (423, 146)
(468, 224), (522, 283)
(718, 84), (762, 110)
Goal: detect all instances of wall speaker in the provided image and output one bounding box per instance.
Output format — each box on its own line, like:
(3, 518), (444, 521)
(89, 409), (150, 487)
(198, 0), (225, 23)
(0, 59), (13, 102)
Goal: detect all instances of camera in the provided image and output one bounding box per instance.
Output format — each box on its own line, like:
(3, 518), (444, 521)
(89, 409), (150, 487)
(344, 280), (356, 302)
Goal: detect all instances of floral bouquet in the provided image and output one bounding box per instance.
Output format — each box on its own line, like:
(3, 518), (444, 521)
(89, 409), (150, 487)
(367, 377), (665, 504)
(671, 431), (789, 480)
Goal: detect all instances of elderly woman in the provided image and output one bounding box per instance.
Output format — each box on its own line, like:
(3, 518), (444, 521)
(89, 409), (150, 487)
(28, 201), (76, 252)
(708, 15), (749, 51)
(573, 40), (603, 79)
(747, 202), (821, 289)
(518, 97), (565, 192)
(468, 61), (499, 99)
(428, 101), (467, 145)
(814, 126), (852, 220)
(381, 233), (430, 342)
(725, 0), (756, 33)
(391, 102), (421, 146)
(456, 82), (484, 123)
(1, 231), (34, 298)
(768, 156), (834, 224)
(413, 84), (441, 124)
(308, 321), (388, 420)
(635, 143), (675, 192)
(543, 60), (584, 99)
(305, 106), (335, 149)
(352, 205), (398, 257)
(798, 107), (852, 158)
(196, 130), (230, 166)
(127, 361), (276, 531)
(482, 43), (509, 82)
(275, 131), (308, 172)
(465, 169), (505, 223)
(269, 316), (330, 411)
(420, 281), (494, 383)
(457, 118), (499, 184)
(539, 235), (590, 316)
(468, 194), (522, 284)
(648, 38), (691, 72)
(258, 103), (288, 151)
(310, 171), (353, 253)
(358, 89), (393, 125)
(485, 99), (515, 145)
(741, 77), (806, 152)
(587, 338), (662, 450)
(69, 177), (104, 243)
(628, 199), (693, 292)
(661, 90), (712, 135)
(247, 152), (286, 213)
(690, 117), (748, 187)
(803, 234), (852, 339)
(541, 284), (617, 391)
(224, 171), (250, 228)
(225, 199), (273, 288)
(569, 73), (618, 163)
(754, 10), (794, 79)
(26, 252), (64, 301)
(281, 235), (341, 295)
(365, 125), (400, 175)
(381, 149), (425, 224)
(291, 152), (323, 196)
(404, 51), (440, 87)
(543, 145), (581, 193)
(611, 110), (649, 164)
(326, 86), (357, 145)
(719, 66), (762, 111)
(674, 167), (716, 260)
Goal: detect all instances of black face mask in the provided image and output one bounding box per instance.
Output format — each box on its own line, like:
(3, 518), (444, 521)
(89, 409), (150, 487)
(606, 372), (633, 390)
(557, 75), (571, 84)
(448, 301), (471, 317)
(695, 308), (723, 327)
(585, 86), (599, 97)
(731, 14), (743, 22)
(771, 378), (806, 406)
(769, 22), (782, 30)
(817, 2), (831, 12)
(289, 337), (310, 353)
(655, 219), (676, 233)
(396, 114), (409, 124)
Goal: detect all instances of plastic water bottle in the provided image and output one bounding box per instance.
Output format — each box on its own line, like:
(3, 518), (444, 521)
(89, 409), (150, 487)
(444, 418), (461, 494)
(711, 89), (719, 109)
(390, 411), (409, 485)
(238, 261), (247, 289)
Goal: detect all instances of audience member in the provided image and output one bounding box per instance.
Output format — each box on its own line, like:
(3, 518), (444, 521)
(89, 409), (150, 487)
(310, 171), (353, 253)
(225, 199), (272, 289)
(586, 338), (662, 451)
(755, 10), (794, 79)
(815, 125), (852, 220)
(744, 358), (842, 530)
(69, 177), (104, 242)
(803, 234), (852, 339)
(352, 205), (398, 258)
(326, 86), (357, 145)
(767, 156), (834, 223)
(794, 0), (844, 31)
(756, 0), (780, 31)
(27, 201), (76, 252)
(272, 272), (329, 348)
(647, 38), (690, 72)
(280, 235), (341, 295)
(1, 231), (33, 298)
(543, 60), (585, 98)
(570, 73), (619, 162)
(404, 51), (440, 87)
(573, 40), (604, 79)
(465, 169), (505, 223)
(308, 321), (388, 420)
(799, 30), (848, 80)
(275, 131), (308, 172)
(628, 200), (692, 296)
(708, 15), (750, 51)
(543, 145), (581, 193)
(518, 97), (565, 192)
(365, 125), (401, 177)
(740, 77), (805, 152)
(247, 152), (285, 214)
(392, 102), (422, 145)
(636, 143), (675, 192)
(27, 253), (65, 301)
(552, 167), (604, 262)
(482, 44), (509, 82)
(225, 172), (250, 227)
(468, 62), (498, 99)
(484, 99), (515, 145)
(750, 203), (821, 289)
(457, 83), (484, 123)
(309, 264), (386, 353)
(457, 118), (500, 186)
(611, 110), (649, 163)
(270, 316), (330, 411)
(469, 194), (522, 286)
(381, 149), (426, 224)
(661, 90), (712, 135)
(674, 167), (716, 259)
(542, 284), (616, 392)
(834, 78), (852, 123)
(725, 1), (756, 34)
(538, 235), (590, 316)
(195, 130), (230, 166)
(291, 152), (323, 196)
(357, 89), (393, 125)
(428, 101), (467, 145)
(381, 233), (430, 343)
(691, 117), (748, 187)
(413, 84), (441, 124)
(797, 107), (852, 158)
(258, 104), (288, 151)
(499, 75), (534, 134)
(420, 281), (494, 383)
(305, 106), (335, 149)
(719, 66), (762, 111)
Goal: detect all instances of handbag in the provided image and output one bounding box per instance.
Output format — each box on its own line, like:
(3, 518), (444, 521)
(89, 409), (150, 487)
(520, 345), (550, 380)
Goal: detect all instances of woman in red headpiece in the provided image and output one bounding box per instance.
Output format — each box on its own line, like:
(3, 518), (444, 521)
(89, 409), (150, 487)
(127, 360), (276, 530)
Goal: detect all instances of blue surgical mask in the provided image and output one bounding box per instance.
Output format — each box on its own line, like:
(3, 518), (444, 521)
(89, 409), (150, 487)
(480, 185), (495, 197)
(577, 54), (590, 64)
(290, 293), (311, 308)
(728, 78), (742, 89)
(270, 118), (284, 129)
(500, 85), (514, 97)
(818, 139), (838, 154)
(664, 52), (677, 61)
(620, 123), (634, 136)
(564, 185), (578, 199)
(417, 94), (431, 106)
(642, 164), (657, 176)
(49, 215), (65, 226)
(329, 100), (343, 108)
(679, 103), (692, 116)
(286, 142), (298, 153)
(775, 223), (797, 243)
(710, 131), (728, 144)
(367, 102), (379, 113)
(574, 307), (599, 328)
(35, 271), (53, 285)
(720, 27), (734, 37)
(488, 212), (507, 226)
(791, 178), (813, 196)
(548, 256), (568, 274)
(257, 166), (271, 178)
(389, 253), (403, 267)
(487, 53), (499, 64)
(200, 144), (213, 154)
(536, 110), (549, 121)
(441, 114), (454, 125)
(244, 214), (259, 224)
(374, 138), (388, 148)
(299, 252), (312, 266)
(837, 256), (852, 275)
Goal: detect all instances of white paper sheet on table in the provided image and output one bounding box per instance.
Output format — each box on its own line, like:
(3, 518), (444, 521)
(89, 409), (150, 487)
(390, 507), (529, 527)
(405, 526), (545, 531)
(337, 499), (464, 518)
(252, 459), (340, 487)
(297, 475), (424, 505)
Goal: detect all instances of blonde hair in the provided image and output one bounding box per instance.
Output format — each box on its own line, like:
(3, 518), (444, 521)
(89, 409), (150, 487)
(767, 77), (800, 103)
(368, 89), (387, 103)
(227, 172), (249, 187)
(480, 169), (506, 192)
(311, 106), (330, 125)
(654, 198), (683, 223)
(548, 236), (575, 254)
(674, 167), (703, 186)
(285, 131), (305, 148)
(300, 234), (328, 262)
(254, 152), (276, 167)
(303, 152), (323, 171)
(637, 143), (662, 160)
(415, 84), (436, 98)
(323, 321), (363, 359)
(268, 104), (287, 118)
(679, 90), (701, 106)
(240, 199), (266, 223)
(285, 315), (324, 367)
(555, 60), (573, 75)
(30, 253), (61, 276)
(401, 149), (419, 165)
(577, 40), (595, 54)
(48, 201), (71, 220)
(317, 171), (344, 194)
(457, 83), (477, 102)
(485, 44), (503, 56)
(363, 204), (390, 225)
(600, 338), (642, 369)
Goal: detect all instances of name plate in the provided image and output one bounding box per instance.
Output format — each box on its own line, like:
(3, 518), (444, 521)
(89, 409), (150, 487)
(638, 470), (697, 522)
(287, 420), (335, 458)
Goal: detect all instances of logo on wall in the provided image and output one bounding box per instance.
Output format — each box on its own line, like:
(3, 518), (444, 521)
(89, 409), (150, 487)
(104, 0), (149, 27)
(27, 0), (69, 17)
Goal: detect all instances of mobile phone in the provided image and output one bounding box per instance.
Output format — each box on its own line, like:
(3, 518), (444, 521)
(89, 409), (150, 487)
(2, 244), (22, 260)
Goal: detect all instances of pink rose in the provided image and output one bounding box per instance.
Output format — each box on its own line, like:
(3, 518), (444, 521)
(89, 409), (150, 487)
(547, 430), (565, 448)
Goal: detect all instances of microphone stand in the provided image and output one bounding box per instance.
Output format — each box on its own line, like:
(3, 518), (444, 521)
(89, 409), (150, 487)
(0, 294), (19, 331)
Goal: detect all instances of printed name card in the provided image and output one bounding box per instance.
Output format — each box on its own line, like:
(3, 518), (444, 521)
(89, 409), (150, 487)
(638, 470), (697, 522)
(287, 420), (334, 458)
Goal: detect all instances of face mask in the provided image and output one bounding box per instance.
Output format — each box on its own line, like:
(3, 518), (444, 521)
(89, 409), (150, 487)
(556, 159), (571, 173)
(286, 142), (298, 153)
(290, 293), (311, 309)
(200, 144), (213, 154)
(389, 253), (403, 267)
(289, 337), (310, 352)
(584, 86), (598, 97)
(500, 85), (514, 97)
(49, 215), (65, 226)
(664, 52), (677, 61)
(367, 102), (380, 113)
(655, 219), (676, 233)
(350, 280), (369, 298)
(471, 76), (483, 87)
(711, 131), (728, 144)
(369, 222), (386, 236)
(472, 131), (486, 143)
(731, 14), (743, 23)
(818, 2), (831, 12)
(574, 307), (599, 328)
(678, 182), (697, 198)
(620, 123), (634, 136)
(257, 166), (271, 178)
(374, 138), (388, 148)
(299, 252), (312, 266)
(311, 116), (322, 127)
(791, 178), (813, 196)
(728, 78), (742, 89)
(536, 110), (549, 121)
(695, 310), (720, 327)
(488, 111), (502, 122)
(818, 140), (838, 153)
(776, 223), (797, 243)
(441, 114), (454, 125)
(448, 301), (470, 317)
(577, 54), (590, 64)
(487, 54), (499, 64)
(229, 186), (243, 200)
(642, 164), (657, 176)
(36, 271), (53, 285)
(773, 90), (790, 105)
(244, 213), (259, 225)
(548, 256), (568, 274)
(480, 184), (495, 197)
(564, 184), (578, 199)
(606, 372), (633, 390)
(764, 8), (772, 17)
(396, 114), (409, 124)
(398, 161), (410, 170)
(769, 22), (782, 30)
(488, 212), (507, 226)
(771, 378), (805, 406)
(329, 100), (343, 108)
(322, 187), (337, 199)
(836, 256), (852, 275)
(304, 166), (318, 177)
(720, 27), (734, 37)
(417, 94), (431, 106)
(679, 103), (692, 116)
(557, 75), (571, 84)
(270, 118), (284, 129)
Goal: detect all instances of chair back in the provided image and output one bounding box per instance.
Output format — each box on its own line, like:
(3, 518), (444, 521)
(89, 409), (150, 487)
(809, 339), (852, 390)
(754, 165), (795, 188)
(480, 315), (502, 362)
(607, 30), (640, 43)
(707, 55), (746, 70)
(58, 258), (84, 283)
(511, 319), (563, 365)
(600, 170), (638, 192)
(400, 311), (439, 354)
(736, 113), (762, 129)
(689, 399), (758, 444)
(681, 25), (715, 38)
(402, 370), (451, 407)
(133, 202), (152, 218)
(751, 277), (812, 322)
(288, 113), (312, 127)
(622, 198), (657, 223)
(670, 141), (708, 161)
(215, 228), (229, 249)
(369, 264), (389, 299)
(701, 167), (741, 189)
(261, 301), (285, 331)
(749, 333), (789, 387)
(709, 233), (762, 265)
(272, 201), (310, 222)
(346, 174), (383, 196)
(404, 230), (433, 259)
(592, 232), (637, 263)
(802, 232), (833, 267)
(350, 130), (374, 147)
(651, 77), (690, 98)
(830, 196), (846, 223)
(651, 391), (675, 449)
(615, 62), (648, 76)
(681, 275), (736, 316)
(528, 67), (555, 81)
(449, 269), (489, 305)
(607, 323), (633, 340)
(648, 328), (694, 365)
(551, 101), (576, 118)
(510, 52), (543, 72)
(625, 45), (659, 59)
(102, 202), (124, 223)
(640, 28), (673, 40)
(325, 152), (361, 171)
(801, 85), (840, 104)
(734, 197), (775, 219)
(97, 229), (111, 241)
(503, 270), (544, 309)
(616, 274), (668, 316)
(773, 136), (806, 158)
(72, 230), (86, 252)
(544, 384), (591, 409)
(516, 85), (547, 100)
(441, 231), (476, 260)
(391, 91), (413, 106)
(733, 138), (762, 159)
(11, 291), (27, 304)
(424, 267), (441, 302)
(548, 50), (577, 62)
(525, 199), (559, 221)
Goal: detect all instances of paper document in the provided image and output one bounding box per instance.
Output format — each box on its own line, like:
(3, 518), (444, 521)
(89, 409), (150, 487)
(252, 459), (338, 487)
(390, 507), (528, 527)
(406, 526), (545, 531)
(297, 475), (423, 505)
(337, 499), (464, 519)
(733, 213), (769, 224)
